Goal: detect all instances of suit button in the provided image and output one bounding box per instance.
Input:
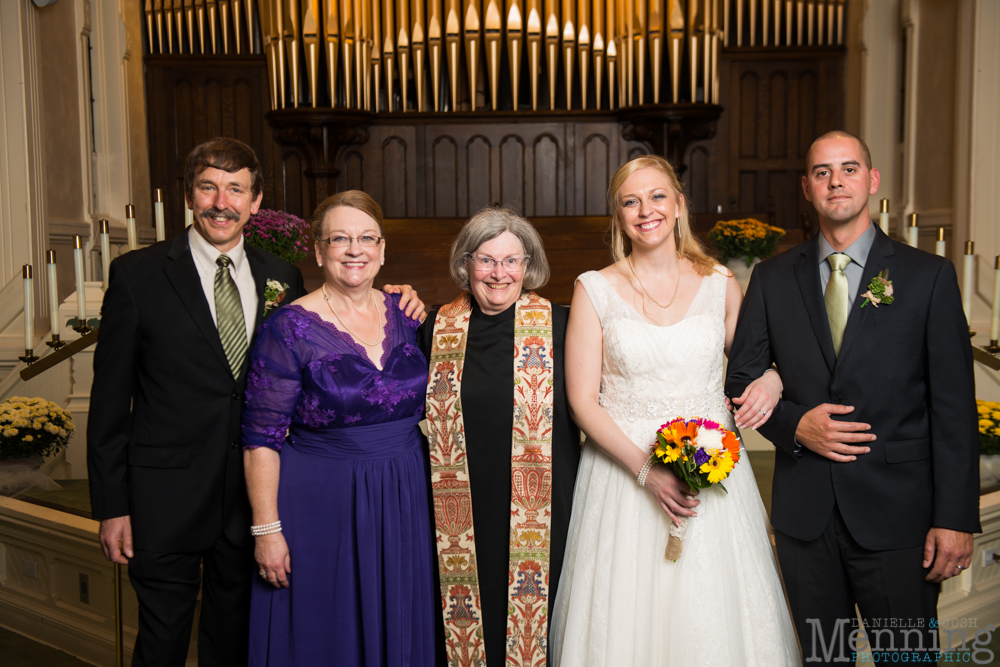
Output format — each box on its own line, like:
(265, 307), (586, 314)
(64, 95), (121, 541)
(232, 392), (241, 401)
(833, 395), (842, 404)
(230, 442), (238, 450)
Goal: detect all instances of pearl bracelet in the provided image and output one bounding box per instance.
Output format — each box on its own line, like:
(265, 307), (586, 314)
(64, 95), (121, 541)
(637, 454), (656, 487)
(250, 520), (282, 536)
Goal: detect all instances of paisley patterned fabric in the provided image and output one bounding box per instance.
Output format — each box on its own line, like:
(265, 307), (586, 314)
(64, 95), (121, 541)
(426, 292), (555, 667)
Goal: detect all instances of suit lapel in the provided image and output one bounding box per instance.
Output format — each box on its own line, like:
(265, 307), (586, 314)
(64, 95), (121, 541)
(163, 233), (232, 374)
(246, 245), (268, 336)
(836, 230), (896, 364)
(793, 235), (837, 374)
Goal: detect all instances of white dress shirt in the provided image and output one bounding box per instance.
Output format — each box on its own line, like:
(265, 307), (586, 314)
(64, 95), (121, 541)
(188, 226), (258, 344)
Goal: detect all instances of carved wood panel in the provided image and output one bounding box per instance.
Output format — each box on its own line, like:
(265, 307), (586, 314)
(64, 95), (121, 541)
(333, 121), (646, 220)
(682, 48), (845, 231)
(145, 49), (845, 241)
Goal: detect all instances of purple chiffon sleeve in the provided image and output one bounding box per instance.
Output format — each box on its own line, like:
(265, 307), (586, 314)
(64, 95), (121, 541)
(242, 316), (303, 451)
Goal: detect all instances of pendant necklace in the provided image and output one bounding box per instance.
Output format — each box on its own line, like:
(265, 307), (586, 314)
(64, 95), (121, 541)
(322, 284), (384, 347)
(627, 255), (680, 309)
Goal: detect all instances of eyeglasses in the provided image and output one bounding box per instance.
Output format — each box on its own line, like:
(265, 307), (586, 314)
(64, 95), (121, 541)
(468, 254), (531, 272)
(319, 234), (383, 247)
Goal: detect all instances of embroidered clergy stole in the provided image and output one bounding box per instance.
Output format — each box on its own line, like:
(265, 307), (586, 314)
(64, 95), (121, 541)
(425, 291), (556, 667)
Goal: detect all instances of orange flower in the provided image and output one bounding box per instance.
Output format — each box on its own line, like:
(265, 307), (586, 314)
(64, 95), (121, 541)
(722, 429), (741, 463)
(660, 419), (699, 448)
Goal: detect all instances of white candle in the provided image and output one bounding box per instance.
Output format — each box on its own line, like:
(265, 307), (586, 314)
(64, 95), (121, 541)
(992, 256), (1000, 342)
(935, 228), (946, 257)
(963, 241), (975, 323)
(47, 250), (59, 339)
(126, 204), (138, 250)
(22, 264), (33, 351)
(185, 205), (194, 228)
(907, 213), (919, 248)
(879, 199), (889, 235)
(154, 188), (165, 241)
(99, 219), (111, 291)
(73, 235), (87, 325)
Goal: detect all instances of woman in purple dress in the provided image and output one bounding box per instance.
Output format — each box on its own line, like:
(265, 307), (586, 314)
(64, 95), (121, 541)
(241, 191), (437, 666)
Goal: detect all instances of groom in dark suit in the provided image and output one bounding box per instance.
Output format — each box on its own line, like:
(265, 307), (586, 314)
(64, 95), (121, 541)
(88, 138), (306, 666)
(727, 131), (979, 663)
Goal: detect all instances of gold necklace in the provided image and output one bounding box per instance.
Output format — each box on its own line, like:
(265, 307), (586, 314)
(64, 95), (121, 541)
(627, 255), (680, 309)
(321, 284), (384, 347)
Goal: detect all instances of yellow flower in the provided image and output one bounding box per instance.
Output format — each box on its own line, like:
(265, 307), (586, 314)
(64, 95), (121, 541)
(981, 419), (995, 430)
(700, 449), (735, 484)
(3, 428), (18, 437)
(655, 440), (683, 463)
(23, 435), (33, 442)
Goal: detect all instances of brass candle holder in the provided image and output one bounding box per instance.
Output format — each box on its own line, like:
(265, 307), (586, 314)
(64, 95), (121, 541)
(986, 340), (1000, 355)
(47, 334), (66, 350)
(73, 321), (94, 335)
(18, 348), (39, 365)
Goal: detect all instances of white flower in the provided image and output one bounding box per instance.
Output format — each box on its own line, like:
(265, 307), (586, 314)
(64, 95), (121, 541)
(696, 428), (725, 451)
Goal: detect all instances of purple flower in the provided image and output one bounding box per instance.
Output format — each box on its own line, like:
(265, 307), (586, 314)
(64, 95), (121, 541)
(694, 448), (710, 466)
(243, 208), (310, 264)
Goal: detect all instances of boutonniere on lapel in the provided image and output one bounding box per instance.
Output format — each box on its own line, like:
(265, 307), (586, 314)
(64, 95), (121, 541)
(263, 280), (290, 318)
(860, 270), (894, 309)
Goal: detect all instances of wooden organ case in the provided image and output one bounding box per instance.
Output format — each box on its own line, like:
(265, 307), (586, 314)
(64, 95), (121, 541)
(143, 0), (846, 303)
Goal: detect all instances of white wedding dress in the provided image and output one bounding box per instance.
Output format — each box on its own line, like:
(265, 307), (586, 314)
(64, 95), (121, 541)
(551, 269), (800, 666)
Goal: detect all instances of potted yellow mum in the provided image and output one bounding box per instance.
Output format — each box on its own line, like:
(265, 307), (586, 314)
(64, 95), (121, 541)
(978, 400), (1000, 488)
(0, 397), (75, 492)
(707, 218), (786, 292)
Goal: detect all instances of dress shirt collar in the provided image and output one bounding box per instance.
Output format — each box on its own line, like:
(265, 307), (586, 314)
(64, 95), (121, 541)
(817, 221), (876, 268)
(188, 225), (248, 273)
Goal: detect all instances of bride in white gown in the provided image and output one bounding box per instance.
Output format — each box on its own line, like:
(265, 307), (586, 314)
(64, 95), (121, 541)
(550, 156), (801, 666)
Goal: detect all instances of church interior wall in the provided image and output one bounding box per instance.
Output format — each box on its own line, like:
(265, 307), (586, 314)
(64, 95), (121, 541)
(1, 1), (1000, 663)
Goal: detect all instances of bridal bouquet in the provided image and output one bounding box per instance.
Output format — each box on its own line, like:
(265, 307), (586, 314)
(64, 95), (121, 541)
(652, 417), (741, 560)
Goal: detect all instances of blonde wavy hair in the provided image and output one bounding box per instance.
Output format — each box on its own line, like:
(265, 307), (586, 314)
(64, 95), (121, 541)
(607, 155), (717, 276)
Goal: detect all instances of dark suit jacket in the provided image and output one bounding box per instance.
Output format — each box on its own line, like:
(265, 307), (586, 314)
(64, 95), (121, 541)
(726, 227), (980, 551)
(87, 232), (305, 553)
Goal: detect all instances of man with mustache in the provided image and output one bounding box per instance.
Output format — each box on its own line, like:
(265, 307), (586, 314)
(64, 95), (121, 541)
(87, 138), (307, 666)
(88, 138), (422, 665)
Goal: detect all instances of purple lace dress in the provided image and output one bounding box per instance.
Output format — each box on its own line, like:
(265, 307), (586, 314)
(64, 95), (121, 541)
(241, 294), (437, 667)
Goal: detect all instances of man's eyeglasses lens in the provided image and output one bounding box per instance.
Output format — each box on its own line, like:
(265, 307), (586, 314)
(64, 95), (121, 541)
(322, 235), (382, 247)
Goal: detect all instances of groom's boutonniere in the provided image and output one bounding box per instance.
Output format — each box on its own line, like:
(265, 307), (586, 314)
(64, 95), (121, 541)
(860, 270), (894, 309)
(263, 279), (290, 318)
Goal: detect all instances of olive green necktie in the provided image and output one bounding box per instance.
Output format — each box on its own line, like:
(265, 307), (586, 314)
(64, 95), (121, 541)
(215, 254), (248, 378)
(825, 253), (852, 356)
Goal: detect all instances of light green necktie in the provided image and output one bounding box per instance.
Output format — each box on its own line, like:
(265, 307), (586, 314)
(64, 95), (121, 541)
(825, 253), (852, 356)
(215, 254), (248, 378)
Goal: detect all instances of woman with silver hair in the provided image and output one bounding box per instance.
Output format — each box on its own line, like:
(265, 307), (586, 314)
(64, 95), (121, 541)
(417, 206), (580, 667)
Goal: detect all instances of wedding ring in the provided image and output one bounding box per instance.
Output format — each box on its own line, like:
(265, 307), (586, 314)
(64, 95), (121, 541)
(759, 409), (767, 415)
(258, 570), (266, 577)
(957, 565), (964, 571)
